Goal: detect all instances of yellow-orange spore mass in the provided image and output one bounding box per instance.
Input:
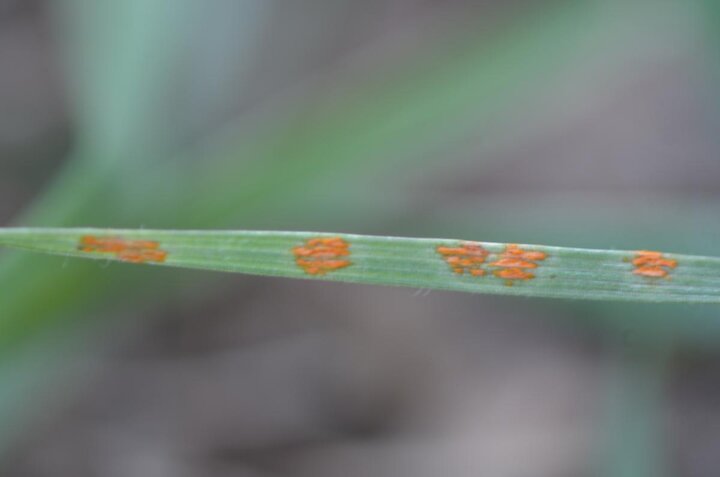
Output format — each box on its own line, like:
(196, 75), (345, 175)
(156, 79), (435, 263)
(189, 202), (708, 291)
(78, 236), (168, 264)
(293, 237), (352, 275)
(79, 236), (129, 253)
(490, 244), (547, 285)
(631, 250), (677, 278)
(436, 243), (488, 276)
(493, 268), (535, 281)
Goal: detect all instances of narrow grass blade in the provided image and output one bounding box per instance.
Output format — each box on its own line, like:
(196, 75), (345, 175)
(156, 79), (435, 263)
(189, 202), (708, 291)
(1, 228), (718, 304)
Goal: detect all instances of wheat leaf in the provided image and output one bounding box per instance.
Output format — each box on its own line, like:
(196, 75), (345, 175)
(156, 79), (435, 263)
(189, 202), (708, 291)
(0, 228), (717, 303)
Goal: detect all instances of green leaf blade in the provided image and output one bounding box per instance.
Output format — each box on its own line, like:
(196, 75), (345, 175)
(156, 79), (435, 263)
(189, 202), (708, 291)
(0, 228), (718, 304)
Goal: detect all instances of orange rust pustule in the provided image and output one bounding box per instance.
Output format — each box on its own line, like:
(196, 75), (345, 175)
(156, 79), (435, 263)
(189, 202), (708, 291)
(489, 244), (547, 285)
(118, 248), (168, 264)
(436, 242), (488, 276)
(489, 258), (538, 269)
(78, 235), (168, 264)
(493, 268), (535, 281)
(493, 244), (547, 262)
(79, 236), (129, 253)
(293, 237), (352, 275)
(631, 250), (676, 279)
(633, 266), (669, 278)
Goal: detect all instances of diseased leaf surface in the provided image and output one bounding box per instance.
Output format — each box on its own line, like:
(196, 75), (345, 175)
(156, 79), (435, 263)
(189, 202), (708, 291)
(1, 228), (718, 303)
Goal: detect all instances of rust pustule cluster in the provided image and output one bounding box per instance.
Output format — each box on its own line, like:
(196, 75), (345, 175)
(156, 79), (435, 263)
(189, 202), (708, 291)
(79, 236), (168, 264)
(292, 237), (352, 275)
(435, 242), (547, 286)
(631, 250), (677, 278)
(489, 244), (547, 285)
(436, 242), (489, 276)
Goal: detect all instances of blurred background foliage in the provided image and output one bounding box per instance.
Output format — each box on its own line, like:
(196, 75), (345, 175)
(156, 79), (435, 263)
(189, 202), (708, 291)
(0, 0), (719, 475)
